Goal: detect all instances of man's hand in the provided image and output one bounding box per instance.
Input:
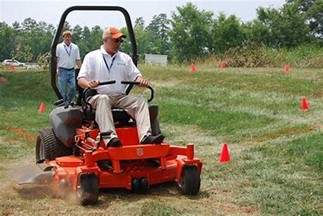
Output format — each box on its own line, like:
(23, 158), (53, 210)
(78, 78), (99, 89)
(135, 76), (150, 87)
(88, 80), (99, 89)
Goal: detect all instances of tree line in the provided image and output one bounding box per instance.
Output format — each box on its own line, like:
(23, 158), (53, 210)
(0, 0), (322, 64)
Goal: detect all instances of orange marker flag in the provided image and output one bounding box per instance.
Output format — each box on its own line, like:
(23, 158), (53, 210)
(38, 102), (46, 113)
(191, 63), (197, 73)
(300, 97), (309, 112)
(283, 64), (291, 74)
(219, 143), (231, 163)
(218, 61), (225, 69)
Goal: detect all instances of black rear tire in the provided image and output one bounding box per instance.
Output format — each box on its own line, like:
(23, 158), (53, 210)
(77, 174), (99, 205)
(35, 128), (72, 163)
(178, 166), (201, 195)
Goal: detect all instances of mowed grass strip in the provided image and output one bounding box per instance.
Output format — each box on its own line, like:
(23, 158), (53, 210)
(232, 132), (323, 215)
(142, 65), (323, 97)
(0, 66), (322, 215)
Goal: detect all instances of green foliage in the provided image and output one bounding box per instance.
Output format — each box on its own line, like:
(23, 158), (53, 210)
(13, 44), (33, 62)
(134, 17), (152, 60)
(222, 43), (323, 67)
(170, 3), (213, 62)
(0, 18), (54, 62)
(288, 0), (323, 39)
(0, 22), (16, 61)
(253, 3), (310, 48)
(36, 52), (50, 69)
(0, 1), (321, 64)
(306, 0), (323, 39)
(146, 13), (171, 55)
(211, 14), (246, 54)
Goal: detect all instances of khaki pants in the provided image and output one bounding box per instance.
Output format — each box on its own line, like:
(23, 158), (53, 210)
(89, 94), (151, 142)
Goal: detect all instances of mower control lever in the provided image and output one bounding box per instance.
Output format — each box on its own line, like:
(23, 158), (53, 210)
(83, 80), (116, 107)
(98, 80), (116, 85)
(121, 81), (154, 102)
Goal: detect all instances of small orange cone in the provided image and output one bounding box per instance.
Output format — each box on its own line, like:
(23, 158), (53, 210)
(191, 63), (197, 73)
(38, 102), (46, 113)
(219, 143), (230, 163)
(218, 61), (227, 69)
(283, 64), (291, 74)
(300, 96), (309, 112)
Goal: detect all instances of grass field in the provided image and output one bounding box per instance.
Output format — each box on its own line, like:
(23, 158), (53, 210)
(0, 65), (322, 215)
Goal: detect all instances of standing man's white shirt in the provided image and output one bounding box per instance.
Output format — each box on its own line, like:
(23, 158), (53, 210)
(77, 45), (141, 96)
(56, 42), (81, 69)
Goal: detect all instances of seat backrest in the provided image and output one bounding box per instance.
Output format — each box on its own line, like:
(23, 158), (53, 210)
(82, 106), (132, 125)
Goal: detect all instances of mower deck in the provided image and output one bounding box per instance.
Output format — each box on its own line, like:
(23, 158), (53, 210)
(48, 143), (202, 191)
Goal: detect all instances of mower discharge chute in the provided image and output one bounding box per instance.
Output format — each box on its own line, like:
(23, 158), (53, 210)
(33, 6), (202, 205)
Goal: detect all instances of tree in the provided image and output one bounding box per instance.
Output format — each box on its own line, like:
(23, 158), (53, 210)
(89, 25), (103, 51)
(133, 17), (152, 59)
(0, 22), (16, 60)
(169, 3), (213, 62)
(62, 21), (72, 32)
(251, 3), (310, 47)
(21, 18), (37, 32)
(13, 44), (33, 62)
(146, 13), (171, 55)
(288, 0), (323, 39)
(119, 26), (131, 54)
(211, 13), (246, 54)
(79, 26), (91, 57)
(72, 25), (83, 45)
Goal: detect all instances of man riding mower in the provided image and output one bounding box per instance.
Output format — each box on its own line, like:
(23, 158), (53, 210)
(34, 6), (202, 205)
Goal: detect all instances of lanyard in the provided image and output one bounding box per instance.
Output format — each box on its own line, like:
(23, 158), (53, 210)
(102, 54), (116, 73)
(64, 44), (72, 56)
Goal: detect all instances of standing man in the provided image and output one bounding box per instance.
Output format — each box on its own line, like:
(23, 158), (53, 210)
(56, 30), (82, 108)
(77, 26), (164, 147)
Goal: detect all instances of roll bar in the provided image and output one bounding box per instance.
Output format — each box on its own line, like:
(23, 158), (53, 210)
(50, 6), (138, 99)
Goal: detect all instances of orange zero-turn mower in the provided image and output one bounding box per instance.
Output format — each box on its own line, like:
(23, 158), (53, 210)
(34, 6), (202, 205)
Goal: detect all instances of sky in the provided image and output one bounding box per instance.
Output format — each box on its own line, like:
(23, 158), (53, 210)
(0, 0), (285, 28)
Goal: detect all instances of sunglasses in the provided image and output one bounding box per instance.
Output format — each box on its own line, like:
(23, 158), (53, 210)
(111, 38), (124, 43)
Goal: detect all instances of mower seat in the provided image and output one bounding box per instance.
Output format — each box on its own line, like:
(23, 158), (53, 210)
(83, 107), (132, 124)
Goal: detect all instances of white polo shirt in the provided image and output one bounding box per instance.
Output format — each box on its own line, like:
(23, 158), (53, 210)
(56, 42), (80, 69)
(77, 46), (141, 96)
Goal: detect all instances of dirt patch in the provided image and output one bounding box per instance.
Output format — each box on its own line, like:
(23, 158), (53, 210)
(7, 127), (36, 144)
(13, 184), (54, 200)
(0, 75), (8, 85)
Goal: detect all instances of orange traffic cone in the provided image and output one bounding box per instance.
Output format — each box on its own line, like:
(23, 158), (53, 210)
(191, 63), (197, 73)
(283, 64), (291, 74)
(300, 96), (309, 112)
(218, 61), (227, 69)
(219, 143), (230, 163)
(38, 102), (46, 113)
